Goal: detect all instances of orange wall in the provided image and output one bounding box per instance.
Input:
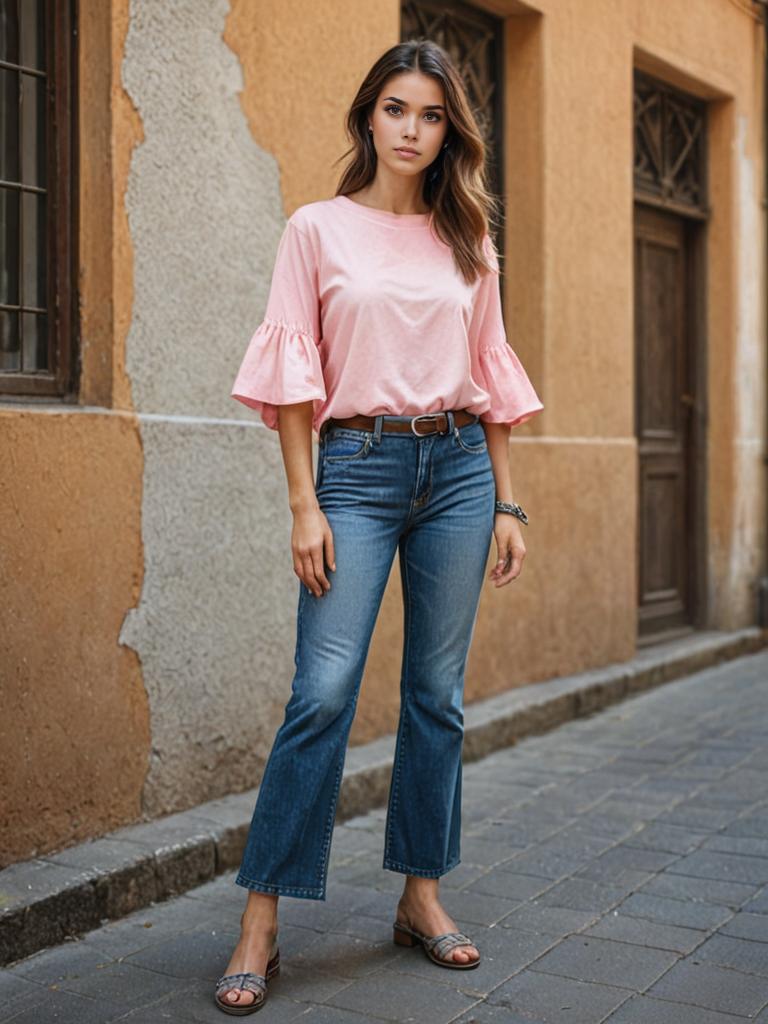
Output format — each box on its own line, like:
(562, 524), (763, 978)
(0, 0), (763, 864)
(0, 0), (147, 866)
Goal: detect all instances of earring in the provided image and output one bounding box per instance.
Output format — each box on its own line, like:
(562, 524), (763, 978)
(442, 142), (448, 149)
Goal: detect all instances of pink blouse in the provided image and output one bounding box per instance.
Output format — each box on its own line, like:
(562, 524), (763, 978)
(230, 194), (543, 435)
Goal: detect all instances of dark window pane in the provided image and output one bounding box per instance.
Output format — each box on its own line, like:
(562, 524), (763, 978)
(20, 0), (44, 71)
(1, 0), (76, 394)
(0, 309), (20, 370)
(0, 185), (20, 304)
(0, 1), (20, 65)
(22, 309), (46, 369)
(0, 67), (21, 183)
(21, 188), (45, 307)
(20, 71), (45, 185)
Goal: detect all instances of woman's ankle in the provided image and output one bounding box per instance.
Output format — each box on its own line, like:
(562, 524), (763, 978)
(240, 891), (279, 930)
(400, 876), (440, 908)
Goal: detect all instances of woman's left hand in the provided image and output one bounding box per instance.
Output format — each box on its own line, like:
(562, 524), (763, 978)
(488, 513), (526, 587)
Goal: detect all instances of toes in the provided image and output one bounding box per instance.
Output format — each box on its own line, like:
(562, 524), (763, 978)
(224, 988), (255, 1005)
(452, 946), (479, 962)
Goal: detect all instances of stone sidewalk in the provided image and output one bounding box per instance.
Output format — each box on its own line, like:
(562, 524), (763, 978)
(3, 648), (768, 1023)
(3, 628), (763, 968)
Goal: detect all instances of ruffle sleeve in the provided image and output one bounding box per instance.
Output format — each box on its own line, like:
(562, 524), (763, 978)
(470, 234), (544, 429)
(230, 218), (327, 430)
(477, 343), (543, 428)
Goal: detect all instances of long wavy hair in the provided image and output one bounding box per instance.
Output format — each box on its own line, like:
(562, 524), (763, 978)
(334, 39), (501, 286)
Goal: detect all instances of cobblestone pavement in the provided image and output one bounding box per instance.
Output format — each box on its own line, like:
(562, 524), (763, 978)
(4, 649), (768, 1024)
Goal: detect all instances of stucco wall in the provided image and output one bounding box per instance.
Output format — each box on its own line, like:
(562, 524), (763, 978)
(0, 410), (147, 863)
(0, 0), (148, 865)
(118, 0), (768, 805)
(117, 0), (308, 815)
(0, 0), (764, 864)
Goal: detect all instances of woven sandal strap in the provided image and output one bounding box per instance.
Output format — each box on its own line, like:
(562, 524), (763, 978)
(426, 932), (475, 958)
(216, 971), (267, 995)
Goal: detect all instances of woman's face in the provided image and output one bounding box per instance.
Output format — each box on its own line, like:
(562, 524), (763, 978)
(368, 71), (449, 179)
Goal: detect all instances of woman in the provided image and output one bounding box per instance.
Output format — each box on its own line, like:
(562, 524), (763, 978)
(215, 37), (543, 1015)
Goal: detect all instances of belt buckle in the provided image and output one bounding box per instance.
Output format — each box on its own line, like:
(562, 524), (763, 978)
(410, 412), (447, 436)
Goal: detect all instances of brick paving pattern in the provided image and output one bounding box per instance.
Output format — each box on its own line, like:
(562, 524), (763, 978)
(2, 649), (768, 1023)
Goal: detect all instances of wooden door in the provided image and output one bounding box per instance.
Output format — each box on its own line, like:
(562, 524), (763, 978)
(634, 206), (695, 639)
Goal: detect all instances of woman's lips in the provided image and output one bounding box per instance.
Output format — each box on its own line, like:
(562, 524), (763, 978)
(394, 148), (420, 159)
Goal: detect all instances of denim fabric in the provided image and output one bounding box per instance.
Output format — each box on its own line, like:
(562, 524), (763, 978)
(235, 412), (496, 900)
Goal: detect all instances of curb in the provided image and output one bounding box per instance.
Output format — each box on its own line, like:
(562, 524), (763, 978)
(2, 626), (765, 966)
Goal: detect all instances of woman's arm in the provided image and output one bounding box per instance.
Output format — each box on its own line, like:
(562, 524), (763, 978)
(277, 401), (335, 598)
(482, 421), (526, 588)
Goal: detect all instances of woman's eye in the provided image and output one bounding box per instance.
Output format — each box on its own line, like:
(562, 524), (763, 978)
(383, 104), (442, 123)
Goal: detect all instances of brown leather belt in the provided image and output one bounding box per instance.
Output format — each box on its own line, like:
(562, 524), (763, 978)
(325, 409), (478, 437)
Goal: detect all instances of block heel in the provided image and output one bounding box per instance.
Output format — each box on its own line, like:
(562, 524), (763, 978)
(393, 921), (419, 946)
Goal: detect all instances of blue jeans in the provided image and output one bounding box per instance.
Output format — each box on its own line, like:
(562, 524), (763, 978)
(235, 411), (496, 899)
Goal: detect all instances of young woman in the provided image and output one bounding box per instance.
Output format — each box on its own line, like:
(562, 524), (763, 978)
(215, 38), (543, 1015)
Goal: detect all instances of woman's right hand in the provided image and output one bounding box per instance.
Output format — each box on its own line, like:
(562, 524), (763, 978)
(292, 504), (336, 597)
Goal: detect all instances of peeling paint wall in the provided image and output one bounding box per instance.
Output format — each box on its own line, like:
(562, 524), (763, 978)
(1, 0), (765, 864)
(117, 0), (767, 820)
(94, 0), (768, 813)
(119, 0), (301, 815)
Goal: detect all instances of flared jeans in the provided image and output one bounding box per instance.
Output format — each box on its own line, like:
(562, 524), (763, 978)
(235, 411), (497, 899)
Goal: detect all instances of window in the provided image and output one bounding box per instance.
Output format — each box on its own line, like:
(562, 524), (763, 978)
(0, 0), (77, 398)
(634, 69), (708, 217)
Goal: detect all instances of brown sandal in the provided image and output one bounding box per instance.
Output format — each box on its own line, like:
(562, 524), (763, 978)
(214, 935), (280, 1015)
(393, 919), (481, 970)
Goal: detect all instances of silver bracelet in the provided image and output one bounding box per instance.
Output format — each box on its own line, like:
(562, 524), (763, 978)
(495, 499), (528, 525)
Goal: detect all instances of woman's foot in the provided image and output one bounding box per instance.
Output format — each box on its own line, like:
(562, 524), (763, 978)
(218, 892), (279, 1010)
(396, 877), (480, 965)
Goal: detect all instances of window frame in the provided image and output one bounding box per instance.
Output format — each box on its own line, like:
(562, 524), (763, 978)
(0, 0), (78, 400)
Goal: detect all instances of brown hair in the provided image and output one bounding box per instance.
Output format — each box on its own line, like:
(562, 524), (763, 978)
(334, 39), (501, 285)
